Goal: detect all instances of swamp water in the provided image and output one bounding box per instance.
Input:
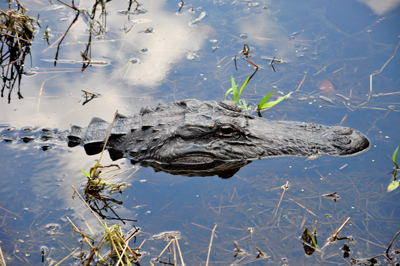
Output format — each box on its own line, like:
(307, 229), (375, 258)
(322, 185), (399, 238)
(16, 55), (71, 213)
(0, 0), (399, 265)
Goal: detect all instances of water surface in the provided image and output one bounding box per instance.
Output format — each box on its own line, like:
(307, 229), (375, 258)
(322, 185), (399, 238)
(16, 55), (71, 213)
(0, 0), (399, 265)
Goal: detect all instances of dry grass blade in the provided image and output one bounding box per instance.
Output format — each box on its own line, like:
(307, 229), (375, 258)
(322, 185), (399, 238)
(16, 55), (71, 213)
(0, 245), (6, 266)
(54, 247), (79, 266)
(175, 236), (185, 266)
(206, 224), (217, 266)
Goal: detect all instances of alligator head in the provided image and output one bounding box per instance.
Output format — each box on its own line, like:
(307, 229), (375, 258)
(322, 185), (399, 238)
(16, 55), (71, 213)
(68, 99), (370, 178)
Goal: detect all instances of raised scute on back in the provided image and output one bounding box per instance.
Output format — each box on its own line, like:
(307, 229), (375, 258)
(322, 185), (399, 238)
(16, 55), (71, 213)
(219, 101), (242, 112)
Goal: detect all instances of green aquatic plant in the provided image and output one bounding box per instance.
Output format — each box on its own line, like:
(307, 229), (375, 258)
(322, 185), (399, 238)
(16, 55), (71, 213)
(387, 146), (399, 192)
(225, 75), (250, 105)
(78, 111), (130, 193)
(225, 75), (291, 112)
(257, 91), (292, 111)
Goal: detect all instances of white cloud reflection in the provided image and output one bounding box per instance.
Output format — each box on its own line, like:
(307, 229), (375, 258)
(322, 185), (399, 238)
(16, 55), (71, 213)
(357, 0), (400, 14)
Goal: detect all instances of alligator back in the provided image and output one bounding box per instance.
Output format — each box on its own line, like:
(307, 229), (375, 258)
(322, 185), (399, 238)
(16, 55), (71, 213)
(67, 99), (370, 166)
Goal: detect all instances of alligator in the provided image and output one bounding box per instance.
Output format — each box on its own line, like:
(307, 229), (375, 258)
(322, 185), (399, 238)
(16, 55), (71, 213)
(63, 99), (370, 178)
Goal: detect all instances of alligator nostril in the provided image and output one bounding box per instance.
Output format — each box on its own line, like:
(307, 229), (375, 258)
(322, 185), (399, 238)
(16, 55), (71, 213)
(333, 127), (352, 135)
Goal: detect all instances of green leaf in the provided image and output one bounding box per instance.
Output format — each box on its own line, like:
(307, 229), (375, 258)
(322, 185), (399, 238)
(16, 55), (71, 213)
(392, 146), (399, 165)
(231, 76), (238, 104)
(237, 75), (250, 101)
(79, 168), (90, 178)
(387, 181), (399, 192)
(306, 228), (319, 249)
(257, 91), (274, 110)
(225, 88), (233, 100)
(258, 92), (292, 111)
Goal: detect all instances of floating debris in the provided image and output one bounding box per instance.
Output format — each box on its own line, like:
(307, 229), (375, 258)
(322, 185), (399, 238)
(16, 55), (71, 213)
(322, 192), (340, 202)
(306, 154), (320, 160)
(139, 27), (153, 33)
(187, 51), (201, 61)
(336, 94), (350, 101)
(130, 58), (139, 64)
(151, 231), (181, 241)
(256, 246), (267, 258)
(319, 79), (335, 95)
(319, 95), (335, 104)
(261, 56), (288, 64)
(190, 11), (206, 24)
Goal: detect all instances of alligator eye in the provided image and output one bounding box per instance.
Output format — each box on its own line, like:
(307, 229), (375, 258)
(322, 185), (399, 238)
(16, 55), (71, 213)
(218, 126), (237, 136)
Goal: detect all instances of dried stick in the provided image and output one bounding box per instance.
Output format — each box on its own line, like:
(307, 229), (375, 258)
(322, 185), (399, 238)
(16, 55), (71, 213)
(71, 185), (104, 227)
(385, 230), (400, 260)
(205, 224), (218, 266)
(0, 245), (6, 266)
(98, 110), (118, 165)
(321, 217), (351, 250)
(359, 40), (400, 107)
(155, 239), (174, 262)
(54, 247), (79, 266)
(81, 89), (99, 97)
(114, 231), (138, 260)
(295, 68), (309, 92)
(108, 229), (125, 266)
(274, 181), (289, 216)
(175, 237), (185, 266)
(115, 240), (130, 266)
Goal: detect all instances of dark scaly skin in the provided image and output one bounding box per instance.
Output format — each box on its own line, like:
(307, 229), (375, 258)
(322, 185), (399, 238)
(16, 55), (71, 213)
(67, 99), (370, 177)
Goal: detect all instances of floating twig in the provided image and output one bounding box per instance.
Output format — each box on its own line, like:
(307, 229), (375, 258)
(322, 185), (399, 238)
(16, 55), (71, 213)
(242, 58), (260, 82)
(40, 59), (108, 64)
(295, 68), (309, 92)
(233, 241), (244, 257)
(175, 236), (185, 266)
(256, 246), (267, 258)
(0, 245), (6, 266)
(205, 224), (217, 266)
(234, 54), (237, 70)
(155, 239), (175, 262)
(274, 181), (289, 216)
(321, 217), (351, 250)
(81, 89), (99, 97)
(359, 40), (400, 107)
(54, 247), (79, 266)
(270, 57), (276, 72)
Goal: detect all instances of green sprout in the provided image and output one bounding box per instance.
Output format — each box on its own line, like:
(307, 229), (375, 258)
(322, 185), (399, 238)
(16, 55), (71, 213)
(387, 146), (399, 192)
(225, 75), (291, 112)
(257, 91), (292, 111)
(224, 75), (250, 105)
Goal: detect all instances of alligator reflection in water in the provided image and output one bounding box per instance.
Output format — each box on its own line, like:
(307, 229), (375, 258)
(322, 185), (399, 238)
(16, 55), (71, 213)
(66, 99), (370, 178)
